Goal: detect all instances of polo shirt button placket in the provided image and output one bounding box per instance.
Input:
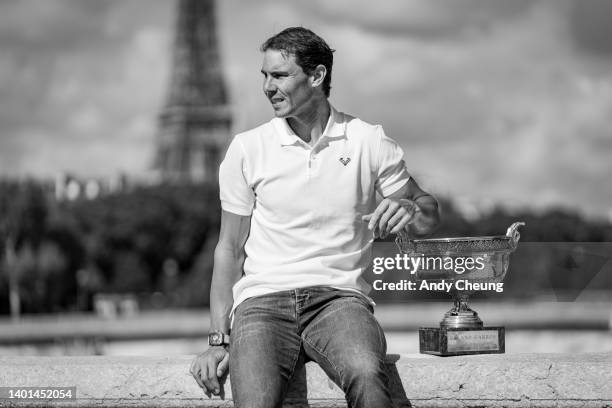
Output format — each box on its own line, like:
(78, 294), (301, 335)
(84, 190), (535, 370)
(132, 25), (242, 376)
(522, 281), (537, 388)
(309, 153), (318, 177)
(307, 151), (311, 176)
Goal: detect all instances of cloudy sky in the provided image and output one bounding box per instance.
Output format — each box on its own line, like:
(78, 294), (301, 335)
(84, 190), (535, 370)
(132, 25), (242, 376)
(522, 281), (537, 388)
(1, 0), (611, 219)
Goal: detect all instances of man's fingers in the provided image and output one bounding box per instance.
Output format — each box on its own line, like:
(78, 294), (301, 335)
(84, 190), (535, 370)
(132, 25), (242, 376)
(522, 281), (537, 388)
(390, 212), (414, 234)
(365, 198), (417, 238)
(362, 214), (380, 238)
(390, 202), (417, 234)
(201, 363), (215, 397)
(193, 370), (206, 391)
(190, 349), (230, 399)
(377, 202), (400, 235)
(385, 211), (405, 234)
(368, 199), (390, 230)
(216, 352), (230, 378)
(205, 358), (221, 395)
(190, 360), (206, 391)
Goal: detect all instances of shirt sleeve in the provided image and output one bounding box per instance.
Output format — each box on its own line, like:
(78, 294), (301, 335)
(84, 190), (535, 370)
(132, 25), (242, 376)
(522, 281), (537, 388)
(374, 125), (411, 197)
(219, 136), (255, 216)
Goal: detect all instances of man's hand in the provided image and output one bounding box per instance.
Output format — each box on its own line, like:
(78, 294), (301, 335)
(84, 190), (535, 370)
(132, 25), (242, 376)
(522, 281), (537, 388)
(190, 346), (230, 398)
(362, 198), (417, 239)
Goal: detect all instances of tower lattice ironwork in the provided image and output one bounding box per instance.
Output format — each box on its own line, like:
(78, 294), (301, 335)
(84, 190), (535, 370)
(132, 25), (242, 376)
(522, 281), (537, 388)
(154, 0), (231, 183)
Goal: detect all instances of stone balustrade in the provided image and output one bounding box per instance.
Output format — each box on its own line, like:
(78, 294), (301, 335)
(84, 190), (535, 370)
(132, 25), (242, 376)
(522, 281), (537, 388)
(1, 353), (611, 407)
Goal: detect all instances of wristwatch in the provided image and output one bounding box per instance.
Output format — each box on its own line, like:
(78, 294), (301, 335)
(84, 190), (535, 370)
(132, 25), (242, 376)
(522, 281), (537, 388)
(208, 331), (230, 346)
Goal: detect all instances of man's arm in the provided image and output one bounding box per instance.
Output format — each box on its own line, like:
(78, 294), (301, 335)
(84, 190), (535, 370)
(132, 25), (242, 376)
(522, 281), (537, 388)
(363, 177), (440, 239)
(190, 210), (251, 398)
(210, 210), (251, 333)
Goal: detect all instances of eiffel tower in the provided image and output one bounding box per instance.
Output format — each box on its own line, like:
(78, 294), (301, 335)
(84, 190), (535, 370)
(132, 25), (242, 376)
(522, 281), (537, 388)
(154, 0), (231, 183)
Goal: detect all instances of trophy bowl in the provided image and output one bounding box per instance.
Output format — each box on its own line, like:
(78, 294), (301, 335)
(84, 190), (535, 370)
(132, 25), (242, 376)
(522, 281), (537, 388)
(395, 222), (525, 355)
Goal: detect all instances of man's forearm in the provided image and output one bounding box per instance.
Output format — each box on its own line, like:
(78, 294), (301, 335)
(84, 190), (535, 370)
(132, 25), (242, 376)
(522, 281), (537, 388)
(410, 194), (440, 236)
(209, 245), (244, 334)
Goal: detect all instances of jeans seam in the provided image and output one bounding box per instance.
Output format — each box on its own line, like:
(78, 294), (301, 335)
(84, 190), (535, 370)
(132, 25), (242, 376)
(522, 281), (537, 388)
(293, 290), (298, 326)
(286, 338), (302, 391)
(302, 334), (343, 387)
(287, 289), (301, 388)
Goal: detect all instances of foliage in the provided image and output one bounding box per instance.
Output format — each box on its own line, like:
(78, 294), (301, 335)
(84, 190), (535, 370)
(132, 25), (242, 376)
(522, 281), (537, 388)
(63, 183), (221, 302)
(0, 181), (220, 313)
(1, 178), (611, 313)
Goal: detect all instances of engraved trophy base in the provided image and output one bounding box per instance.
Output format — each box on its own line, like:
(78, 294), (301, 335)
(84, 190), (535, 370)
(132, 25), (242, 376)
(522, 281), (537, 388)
(419, 326), (505, 356)
(395, 222), (524, 357)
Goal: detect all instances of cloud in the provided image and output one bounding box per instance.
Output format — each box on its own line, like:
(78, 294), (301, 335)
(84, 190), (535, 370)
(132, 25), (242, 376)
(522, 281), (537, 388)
(0, 0), (611, 219)
(570, 0), (612, 56)
(298, 0), (536, 39)
(0, 0), (172, 177)
(0, 1), (115, 51)
(307, 0), (612, 217)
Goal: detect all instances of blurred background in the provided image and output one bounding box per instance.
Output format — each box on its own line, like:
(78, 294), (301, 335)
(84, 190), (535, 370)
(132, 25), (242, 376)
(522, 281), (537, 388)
(0, 0), (611, 356)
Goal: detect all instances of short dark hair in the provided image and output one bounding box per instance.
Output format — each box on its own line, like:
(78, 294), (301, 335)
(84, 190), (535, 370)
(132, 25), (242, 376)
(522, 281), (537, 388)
(261, 27), (335, 97)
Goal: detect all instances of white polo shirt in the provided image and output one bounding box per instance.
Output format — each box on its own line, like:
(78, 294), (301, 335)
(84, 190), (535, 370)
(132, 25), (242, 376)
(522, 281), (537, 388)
(219, 105), (410, 312)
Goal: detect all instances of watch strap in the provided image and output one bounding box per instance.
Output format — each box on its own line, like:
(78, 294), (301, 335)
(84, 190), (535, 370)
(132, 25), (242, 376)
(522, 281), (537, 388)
(208, 331), (230, 346)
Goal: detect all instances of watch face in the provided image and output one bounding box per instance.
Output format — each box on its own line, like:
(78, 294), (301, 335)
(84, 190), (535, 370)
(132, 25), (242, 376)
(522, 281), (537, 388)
(209, 332), (223, 346)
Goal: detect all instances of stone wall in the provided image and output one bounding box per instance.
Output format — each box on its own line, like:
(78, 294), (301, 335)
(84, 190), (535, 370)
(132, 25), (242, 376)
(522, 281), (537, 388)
(1, 353), (611, 407)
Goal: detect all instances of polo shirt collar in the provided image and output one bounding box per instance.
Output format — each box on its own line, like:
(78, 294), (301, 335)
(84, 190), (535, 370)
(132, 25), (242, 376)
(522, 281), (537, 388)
(274, 104), (346, 146)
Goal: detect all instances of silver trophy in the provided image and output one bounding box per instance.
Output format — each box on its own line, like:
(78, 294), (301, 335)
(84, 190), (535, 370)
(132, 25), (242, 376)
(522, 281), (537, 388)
(396, 222), (524, 356)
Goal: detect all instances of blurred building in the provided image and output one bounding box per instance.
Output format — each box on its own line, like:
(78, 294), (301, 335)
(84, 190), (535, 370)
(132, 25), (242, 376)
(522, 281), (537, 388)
(54, 172), (129, 201)
(153, 0), (232, 184)
(93, 293), (139, 319)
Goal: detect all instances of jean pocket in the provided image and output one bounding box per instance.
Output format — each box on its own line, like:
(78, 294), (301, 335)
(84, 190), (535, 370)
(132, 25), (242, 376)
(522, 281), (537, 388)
(336, 290), (375, 313)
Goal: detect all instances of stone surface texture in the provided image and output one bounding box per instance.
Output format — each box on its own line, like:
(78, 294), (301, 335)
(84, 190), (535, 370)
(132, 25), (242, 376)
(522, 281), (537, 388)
(0, 353), (611, 407)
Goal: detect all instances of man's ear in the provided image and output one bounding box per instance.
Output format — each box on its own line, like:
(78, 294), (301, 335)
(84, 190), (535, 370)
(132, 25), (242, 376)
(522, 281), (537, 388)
(311, 64), (327, 89)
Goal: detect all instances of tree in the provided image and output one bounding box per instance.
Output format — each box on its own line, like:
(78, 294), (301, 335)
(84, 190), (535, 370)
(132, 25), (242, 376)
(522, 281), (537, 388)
(0, 181), (48, 318)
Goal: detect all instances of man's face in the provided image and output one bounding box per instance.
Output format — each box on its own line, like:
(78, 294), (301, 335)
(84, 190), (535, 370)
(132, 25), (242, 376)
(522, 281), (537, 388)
(261, 49), (316, 118)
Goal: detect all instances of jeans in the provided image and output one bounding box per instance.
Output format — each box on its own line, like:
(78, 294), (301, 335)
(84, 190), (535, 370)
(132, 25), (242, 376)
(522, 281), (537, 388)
(229, 286), (393, 408)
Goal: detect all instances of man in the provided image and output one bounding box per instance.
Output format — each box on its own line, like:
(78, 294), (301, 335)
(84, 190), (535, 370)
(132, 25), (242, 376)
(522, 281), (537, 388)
(191, 27), (439, 408)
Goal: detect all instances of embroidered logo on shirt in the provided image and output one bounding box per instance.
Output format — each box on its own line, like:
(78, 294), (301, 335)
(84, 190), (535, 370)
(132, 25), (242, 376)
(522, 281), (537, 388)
(339, 157), (351, 166)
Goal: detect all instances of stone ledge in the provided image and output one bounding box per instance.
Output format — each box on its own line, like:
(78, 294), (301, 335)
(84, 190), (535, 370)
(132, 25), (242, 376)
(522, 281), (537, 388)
(0, 353), (611, 407)
(2, 302), (610, 345)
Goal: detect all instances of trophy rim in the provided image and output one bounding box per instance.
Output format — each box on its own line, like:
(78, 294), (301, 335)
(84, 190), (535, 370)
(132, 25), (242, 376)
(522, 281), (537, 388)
(397, 222), (525, 248)
(395, 234), (519, 255)
(407, 234), (512, 244)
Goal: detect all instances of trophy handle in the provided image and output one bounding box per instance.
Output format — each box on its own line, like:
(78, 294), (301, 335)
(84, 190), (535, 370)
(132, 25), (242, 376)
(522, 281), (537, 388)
(505, 222), (525, 250)
(395, 230), (415, 254)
